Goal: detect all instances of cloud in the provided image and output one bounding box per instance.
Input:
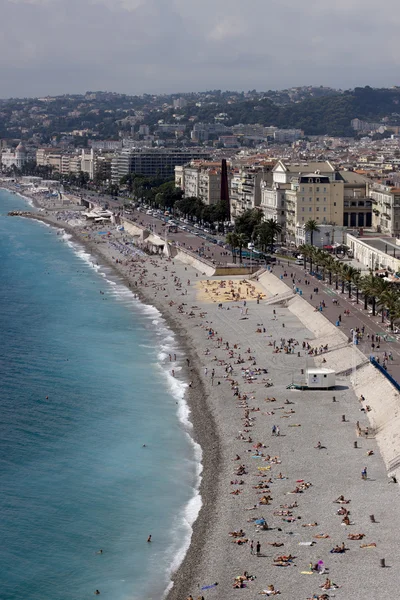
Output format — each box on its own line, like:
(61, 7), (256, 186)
(0, 0), (399, 96)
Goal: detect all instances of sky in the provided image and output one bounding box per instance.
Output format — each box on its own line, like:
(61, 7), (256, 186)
(1, 0), (399, 98)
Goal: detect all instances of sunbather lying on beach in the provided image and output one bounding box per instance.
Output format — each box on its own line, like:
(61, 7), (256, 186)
(348, 533), (364, 540)
(336, 507), (349, 515)
(229, 530), (245, 537)
(360, 542), (376, 548)
(302, 522), (318, 527)
(334, 495), (350, 504)
(268, 542), (284, 547)
(330, 543), (347, 553)
(232, 538), (248, 545)
(259, 585), (280, 595)
(274, 554), (295, 562)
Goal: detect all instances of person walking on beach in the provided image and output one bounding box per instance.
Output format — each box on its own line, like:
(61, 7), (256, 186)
(361, 467), (367, 480)
(250, 540), (254, 554)
(256, 541), (261, 556)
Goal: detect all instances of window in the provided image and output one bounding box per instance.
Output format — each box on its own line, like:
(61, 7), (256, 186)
(302, 216), (305, 221)
(323, 207), (326, 212)
(323, 197), (326, 202)
(333, 202), (336, 206)
(316, 197), (320, 202)
(309, 207), (312, 212)
(323, 187), (327, 192)
(302, 207), (305, 212)
(302, 197), (305, 202)
(309, 197), (312, 202)
(309, 187), (312, 191)
(316, 207), (319, 211)
(316, 187), (320, 192)
(301, 187), (304, 192)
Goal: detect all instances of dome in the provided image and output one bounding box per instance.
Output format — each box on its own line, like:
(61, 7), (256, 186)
(15, 142), (26, 154)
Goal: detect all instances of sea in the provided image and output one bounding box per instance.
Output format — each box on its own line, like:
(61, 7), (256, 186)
(0, 189), (202, 600)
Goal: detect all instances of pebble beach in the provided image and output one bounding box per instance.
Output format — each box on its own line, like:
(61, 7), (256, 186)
(8, 193), (400, 600)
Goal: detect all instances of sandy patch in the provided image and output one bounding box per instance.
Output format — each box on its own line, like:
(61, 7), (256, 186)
(196, 278), (267, 304)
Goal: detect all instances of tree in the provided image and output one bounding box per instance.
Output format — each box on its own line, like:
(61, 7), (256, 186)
(236, 233), (249, 264)
(341, 265), (360, 298)
(360, 274), (388, 316)
(298, 244), (315, 272)
(235, 209), (263, 239)
(226, 232), (239, 264)
(377, 288), (400, 330)
(304, 219), (320, 246)
(264, 219), (282, 253)
(323, 254), (338, 286)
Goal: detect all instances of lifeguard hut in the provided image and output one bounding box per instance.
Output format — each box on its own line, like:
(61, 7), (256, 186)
(306, 368), (336, 389)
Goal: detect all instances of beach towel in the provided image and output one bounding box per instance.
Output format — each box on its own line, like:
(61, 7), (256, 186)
(201, 583), (218, 590)
(298, 542), (314, 546)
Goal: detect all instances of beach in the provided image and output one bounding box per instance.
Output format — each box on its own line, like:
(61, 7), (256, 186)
(6, 190), (400, 600)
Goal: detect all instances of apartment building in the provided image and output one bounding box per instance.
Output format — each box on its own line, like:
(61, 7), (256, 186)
(175, 161), (228, 205)
(370, 182), (400, 236)
(111, 148), (210, 184)
(36, 148), (63, 172)
(230, 166), (273, 218)
(340, 170), (372, 228)
(261, 161), (344, 244)
(273, 129), (303, 143)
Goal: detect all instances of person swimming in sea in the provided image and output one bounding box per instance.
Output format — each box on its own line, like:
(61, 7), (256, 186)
(147, 535), (152, 542)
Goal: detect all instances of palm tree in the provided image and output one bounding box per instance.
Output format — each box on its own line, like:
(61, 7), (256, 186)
(341, 265), (360, 298)
(352, 270), (362, 304)
(377, 288), (400, 330)
(254, 222), (271, 253)
(264, 219), (282, 253)
(304, 219), (320, 246)
(361, 274), (388, 316)
(298, 244), (315, 272)
(324, 255), (338, 286)
(226, 232), (239, 264)
(236, 233), (249, 264)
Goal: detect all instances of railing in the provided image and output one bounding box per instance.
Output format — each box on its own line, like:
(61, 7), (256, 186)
(370, 356), (400, 392)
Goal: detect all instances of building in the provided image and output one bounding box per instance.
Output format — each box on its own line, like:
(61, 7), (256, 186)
(370, 182), (400, 236)
(173, 97), (188, 109)
(1, 142), (28, 170)
(295, 224), (348, 248)
(261, 161), (344, 244)
(175, 161), (229, 206)
(89, 140), (123, 151)
(36, 148), (62, 172)
(111, 148), (210, 184)
(230, 165), (273, 218)
(340, 170), (372, 228)
(347, 233), (400, 272)
(273, 129), (303, 143)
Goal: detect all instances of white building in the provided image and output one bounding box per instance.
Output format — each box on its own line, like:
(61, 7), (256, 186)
(175, 161), (227, 205)
(1, 142), (28, 170)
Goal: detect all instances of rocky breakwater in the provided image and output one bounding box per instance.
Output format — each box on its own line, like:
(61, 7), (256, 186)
(8, 211), (33, 216)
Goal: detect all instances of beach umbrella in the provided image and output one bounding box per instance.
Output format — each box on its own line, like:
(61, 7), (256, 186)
(255, 518), (266, 525)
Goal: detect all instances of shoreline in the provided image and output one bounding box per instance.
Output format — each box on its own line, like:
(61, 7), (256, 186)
(4, 196), (222, 600)
(4, 187), (400, 600)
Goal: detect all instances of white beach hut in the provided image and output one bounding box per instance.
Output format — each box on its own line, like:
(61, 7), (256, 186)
(306, 368), (336, 389)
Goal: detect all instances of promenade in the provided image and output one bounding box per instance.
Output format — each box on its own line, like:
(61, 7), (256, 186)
(273, 261), (400, 383)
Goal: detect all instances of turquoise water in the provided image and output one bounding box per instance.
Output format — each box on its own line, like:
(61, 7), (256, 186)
(0, 190), (201, 600)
